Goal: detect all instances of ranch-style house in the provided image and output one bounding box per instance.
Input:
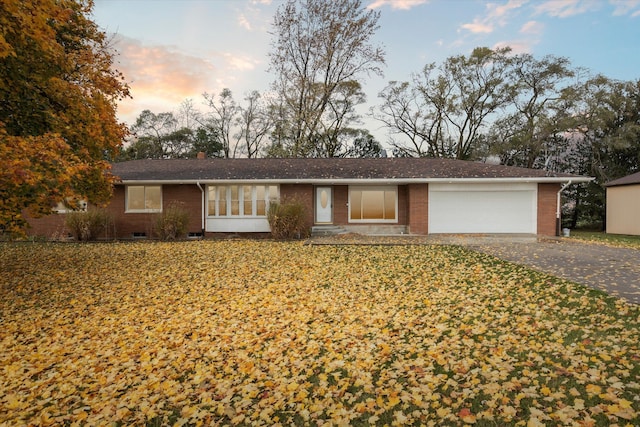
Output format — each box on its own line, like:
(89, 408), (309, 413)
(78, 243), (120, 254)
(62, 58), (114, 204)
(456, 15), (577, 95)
(27, 157), (593, 239)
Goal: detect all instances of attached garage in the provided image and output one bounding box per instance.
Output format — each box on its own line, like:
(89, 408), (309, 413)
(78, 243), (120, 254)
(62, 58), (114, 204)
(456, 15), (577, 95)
(428, 183), (537, 234)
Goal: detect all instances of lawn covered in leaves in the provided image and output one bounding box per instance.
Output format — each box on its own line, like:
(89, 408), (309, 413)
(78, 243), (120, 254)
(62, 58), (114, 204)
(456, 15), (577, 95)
(1, 241), (638, 426)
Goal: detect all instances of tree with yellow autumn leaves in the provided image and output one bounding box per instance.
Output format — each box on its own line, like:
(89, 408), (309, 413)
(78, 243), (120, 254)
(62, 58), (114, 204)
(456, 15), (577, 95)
(0, 0), (129, 235)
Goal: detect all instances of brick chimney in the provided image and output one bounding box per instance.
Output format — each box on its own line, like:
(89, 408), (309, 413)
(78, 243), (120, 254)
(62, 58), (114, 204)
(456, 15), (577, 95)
(197, 151), (206, 159)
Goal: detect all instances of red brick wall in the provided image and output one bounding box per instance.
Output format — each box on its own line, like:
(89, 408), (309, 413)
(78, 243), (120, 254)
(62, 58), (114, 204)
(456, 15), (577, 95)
(397, 186), (408, 226)
(280, 184), (314, 231)
(26, 184), (205, 240)
(104, 184), (204, 239)
(406, 183), (429, 235)
(333, 186), (347, 224)
(26, 210), (72, 239)
(163, 185), (203, 235)
(537, 183), (559, 236)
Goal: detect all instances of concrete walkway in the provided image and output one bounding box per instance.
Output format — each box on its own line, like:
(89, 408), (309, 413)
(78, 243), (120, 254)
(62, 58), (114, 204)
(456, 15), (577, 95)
(308, 234), (640, 305)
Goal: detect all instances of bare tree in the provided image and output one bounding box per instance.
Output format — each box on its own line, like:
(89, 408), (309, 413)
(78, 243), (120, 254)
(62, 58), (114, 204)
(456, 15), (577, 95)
(316, 80), (367, 157)
(177, 98), (201, 131)
(373, 78), (449, 157)
(236, 91), (272, 158)
(374, 47), (512, 159)
(268, 0), (385, 157)
(486, 54), (577, 168)
(128, 110), (178, 158)
(203, 88), (240, 158)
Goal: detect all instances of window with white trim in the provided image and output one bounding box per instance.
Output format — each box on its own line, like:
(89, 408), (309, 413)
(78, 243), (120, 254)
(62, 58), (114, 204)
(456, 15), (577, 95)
(54, 198), (87, 214)
(207, 185), (279, 217)
(349, 186), (397, 222)
(126, 185), (162, 212)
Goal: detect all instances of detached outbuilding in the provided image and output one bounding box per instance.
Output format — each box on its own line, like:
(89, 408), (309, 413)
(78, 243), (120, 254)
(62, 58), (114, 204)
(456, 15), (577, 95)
(606, 171), (640, 236)
(26, 157), (592, 239)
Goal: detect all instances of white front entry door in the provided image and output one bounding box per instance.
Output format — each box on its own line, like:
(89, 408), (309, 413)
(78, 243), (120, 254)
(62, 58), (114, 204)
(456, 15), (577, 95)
(315, 187), (333, 223)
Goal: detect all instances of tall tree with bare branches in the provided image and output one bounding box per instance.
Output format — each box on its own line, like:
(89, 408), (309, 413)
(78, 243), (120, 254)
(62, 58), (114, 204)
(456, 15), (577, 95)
(268, 0), (385, 157)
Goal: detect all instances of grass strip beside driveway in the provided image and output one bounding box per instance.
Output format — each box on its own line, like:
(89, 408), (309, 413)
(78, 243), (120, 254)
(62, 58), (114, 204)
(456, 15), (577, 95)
(568, 231), (640, 250)
(1, 241), (638, 426)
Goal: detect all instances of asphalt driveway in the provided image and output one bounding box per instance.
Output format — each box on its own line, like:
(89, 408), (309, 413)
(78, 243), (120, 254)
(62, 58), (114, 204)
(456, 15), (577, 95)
(465, 238), (640, 305)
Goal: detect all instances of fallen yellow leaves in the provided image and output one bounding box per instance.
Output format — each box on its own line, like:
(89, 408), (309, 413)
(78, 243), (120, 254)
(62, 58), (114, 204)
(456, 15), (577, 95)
(0, 241), (639, 426)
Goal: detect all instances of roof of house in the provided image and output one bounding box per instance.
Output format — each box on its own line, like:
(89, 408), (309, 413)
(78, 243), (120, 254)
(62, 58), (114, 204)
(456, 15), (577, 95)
(605, 171), (640, 187)
(111, 157), (591, 184)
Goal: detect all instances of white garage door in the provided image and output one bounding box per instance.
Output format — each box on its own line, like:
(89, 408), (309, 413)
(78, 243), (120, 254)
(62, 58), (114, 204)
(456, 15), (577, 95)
(428, 183), (537, 234)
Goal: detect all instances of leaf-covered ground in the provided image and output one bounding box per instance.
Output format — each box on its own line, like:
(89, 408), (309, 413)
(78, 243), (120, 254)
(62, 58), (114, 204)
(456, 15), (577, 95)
(568, 231), (640, 250)
(1, 241), (638, 426)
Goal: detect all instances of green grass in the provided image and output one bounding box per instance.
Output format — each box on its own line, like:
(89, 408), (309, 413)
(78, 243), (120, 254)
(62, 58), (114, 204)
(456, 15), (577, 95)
(568, 230), (640, 249)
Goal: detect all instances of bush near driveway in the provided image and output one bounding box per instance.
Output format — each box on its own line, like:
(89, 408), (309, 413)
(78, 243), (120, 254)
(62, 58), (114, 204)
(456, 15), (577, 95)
(0, 241), (638, 426)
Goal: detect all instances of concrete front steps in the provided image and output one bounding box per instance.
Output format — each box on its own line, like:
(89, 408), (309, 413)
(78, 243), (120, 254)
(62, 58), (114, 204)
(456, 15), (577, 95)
(311, 225), (347, 236)
(311, 224), (409, 236)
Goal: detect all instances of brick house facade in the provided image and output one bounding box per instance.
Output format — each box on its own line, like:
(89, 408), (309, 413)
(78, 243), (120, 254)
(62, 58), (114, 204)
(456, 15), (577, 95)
(25, 158), (591, 239)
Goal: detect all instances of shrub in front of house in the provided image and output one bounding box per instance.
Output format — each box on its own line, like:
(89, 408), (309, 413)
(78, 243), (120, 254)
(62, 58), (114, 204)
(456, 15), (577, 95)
(65, 209), (113, 242)
(267, 197), (309, 239)
(154, 201), (190, 240)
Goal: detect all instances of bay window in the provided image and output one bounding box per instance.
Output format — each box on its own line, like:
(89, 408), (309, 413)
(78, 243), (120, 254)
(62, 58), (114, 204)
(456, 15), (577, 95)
(208, 185), (278, 217)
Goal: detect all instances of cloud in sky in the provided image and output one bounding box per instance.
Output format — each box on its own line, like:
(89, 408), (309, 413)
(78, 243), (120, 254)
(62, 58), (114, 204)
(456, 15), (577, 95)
(93, 0), (640, 128)
(110, 35), (259, 121)
(610, 0), (640, 17)
(520, 20), (544, 35)
(488, 21), (543, 54)
(533, 0), (600, 18)
(461, 20), (494, 34)
(238, 14), (252, 31)
(367, 0), (429, 10)
(459, 0), (527, 34)
(493, 40), (533, 54)
(235, 2), (274, 33)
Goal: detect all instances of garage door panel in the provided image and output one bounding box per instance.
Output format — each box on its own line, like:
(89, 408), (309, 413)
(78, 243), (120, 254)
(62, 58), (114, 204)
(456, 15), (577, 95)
(428, 184), (537, 234)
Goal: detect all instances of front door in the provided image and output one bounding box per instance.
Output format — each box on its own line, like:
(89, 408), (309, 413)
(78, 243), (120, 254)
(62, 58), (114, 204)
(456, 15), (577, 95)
(315, 187), (333, 223)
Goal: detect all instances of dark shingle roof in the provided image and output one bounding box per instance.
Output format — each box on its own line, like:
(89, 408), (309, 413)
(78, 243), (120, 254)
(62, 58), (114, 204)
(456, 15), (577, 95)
(111, 158), (588, 183)
(605, 171), (640, 187)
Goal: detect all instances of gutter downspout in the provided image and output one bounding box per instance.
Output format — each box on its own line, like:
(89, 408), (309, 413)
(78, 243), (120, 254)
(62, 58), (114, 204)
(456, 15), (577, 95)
(196, 181), (205, 239)
(556, 180), (572, 236)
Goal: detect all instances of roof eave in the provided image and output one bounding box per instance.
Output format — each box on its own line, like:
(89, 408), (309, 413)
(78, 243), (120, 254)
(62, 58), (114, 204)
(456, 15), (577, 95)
(115, 177), (593, 185)
(605, 181), (640, 187)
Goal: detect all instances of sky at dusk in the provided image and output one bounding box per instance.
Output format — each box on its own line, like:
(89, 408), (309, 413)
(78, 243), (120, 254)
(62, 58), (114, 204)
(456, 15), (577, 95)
(92, 0), (640, 141)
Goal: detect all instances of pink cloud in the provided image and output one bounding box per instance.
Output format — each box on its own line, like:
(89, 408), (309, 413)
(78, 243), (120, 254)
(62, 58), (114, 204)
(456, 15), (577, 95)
(520, 20), (544, 35)
(108, 35), (258, 123)
(461, 21), (494, 34)
(460, 0), (527, 34)
(367, 0), (429, 10)
(493, 40), (533, 54)
(238, 14), (252, 31)
(117, 39), (214, 99)
(534, 0), (600, 18)
(487, 0), (529, 19)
